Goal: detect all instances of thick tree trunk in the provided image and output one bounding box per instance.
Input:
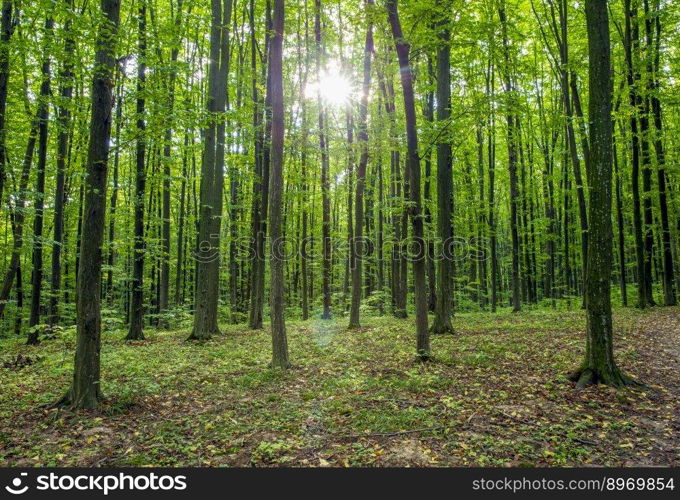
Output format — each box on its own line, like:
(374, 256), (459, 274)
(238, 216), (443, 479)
(56, 0), (120, 409)
(570, 0), (637, 388)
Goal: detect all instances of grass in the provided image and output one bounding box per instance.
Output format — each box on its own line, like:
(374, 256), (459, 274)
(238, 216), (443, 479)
(0, 306), (678, 467)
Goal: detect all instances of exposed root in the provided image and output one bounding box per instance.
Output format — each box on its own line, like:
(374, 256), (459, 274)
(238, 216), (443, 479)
(186, 328), (220, 341)
(415, 352), (431, 363)
(568, 366), (644, 389)
(46, 387), (104, 411)
(430, 324), (454, 335)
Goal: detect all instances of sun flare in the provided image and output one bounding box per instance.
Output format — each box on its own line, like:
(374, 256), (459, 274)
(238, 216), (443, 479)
(305, 61), (353, 107)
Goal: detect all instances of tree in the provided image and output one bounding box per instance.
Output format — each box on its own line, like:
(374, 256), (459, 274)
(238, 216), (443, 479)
(348, 0), (374, 330)
(126, 0), (147, 341)
(570, 0), (636, 388)
(315, 0), (332, 320)
(190, 0), (230, 340)
(55, 0), (121, 409)
(49, 0), (76, 326)
(386, 0), (429, 360)
(0, 0), (13, 203)
(27, 16), (54, 341)
(498, 1), (521, 313)
(431, 2), (454, 335)
(268, 0), (288, 369)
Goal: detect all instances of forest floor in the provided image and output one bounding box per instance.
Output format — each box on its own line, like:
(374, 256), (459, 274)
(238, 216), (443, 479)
(0, 306), (678, 467)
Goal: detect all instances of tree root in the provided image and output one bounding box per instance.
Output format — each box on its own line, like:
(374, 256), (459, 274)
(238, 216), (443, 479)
(430, 325), (454, 335)
(568, 366), (644, 389)
(186, 327), (221, 341)
(45, 387), (104, 411)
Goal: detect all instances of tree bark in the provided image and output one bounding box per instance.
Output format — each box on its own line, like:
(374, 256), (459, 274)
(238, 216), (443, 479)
(431, 5), (454, 334)
(386, 0), (430, 360)
(27, 17), (54, 340)
(56, 0), (120, 409)
(571, 0), (637, 388)
(268, 0), (289, 368)
(126, 1), (147, 341)
(348, 0), (373, 329)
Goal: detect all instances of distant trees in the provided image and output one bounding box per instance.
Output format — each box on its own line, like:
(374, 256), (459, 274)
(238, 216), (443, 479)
(1, 0), (679, 391)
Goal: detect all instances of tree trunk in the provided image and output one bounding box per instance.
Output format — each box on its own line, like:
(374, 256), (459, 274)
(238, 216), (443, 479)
(315, 0), (332, 320)
(126, 1), (147, 341)
(56, 0), (121, 409)
(571, 0), (637, 388)
(0, 0), (13, 202)
(431, 6), (454, 334)
(386, 0), (430, 360)
(348, 0), (373, 329)
(27, 17), (54, 341)
(499, 2), (521, 313)
(268, 0), (289, 368)
(190, 0), (229, 339)
(49, 0), (75, 326)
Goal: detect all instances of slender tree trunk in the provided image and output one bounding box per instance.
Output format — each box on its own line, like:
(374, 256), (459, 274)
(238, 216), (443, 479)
(127, 1), (147, 341)
(348, 0), (373, 329)
(386, 0), (430, 359)
(613, 132), (628, 306)
(269, 0), (289, 368)
(315, 0), (332, 319)
(624, 0), (649, 308)
(106, 81), (122, 305)
(431, 5), (454, 334)
(49, 0), (75, 326)
(648, 0), (675, 306)
(0, 0), (13, 202)
(191, 0), (229, 339)
(499, 2), (521, 312)
(159, 0), (184, 318)
(0, 120), (37, 320)
(175, 131), (189, 306)
(27, 17), (54, 341)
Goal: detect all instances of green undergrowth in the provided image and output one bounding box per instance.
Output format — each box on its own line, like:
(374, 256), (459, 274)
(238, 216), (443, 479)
(0, 306), (677, 467)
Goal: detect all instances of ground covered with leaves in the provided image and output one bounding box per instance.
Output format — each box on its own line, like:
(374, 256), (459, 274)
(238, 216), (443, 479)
(0, 306), (678, 467)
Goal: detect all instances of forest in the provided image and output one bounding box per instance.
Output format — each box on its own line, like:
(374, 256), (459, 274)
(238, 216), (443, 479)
(0, 0), (679, 468)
